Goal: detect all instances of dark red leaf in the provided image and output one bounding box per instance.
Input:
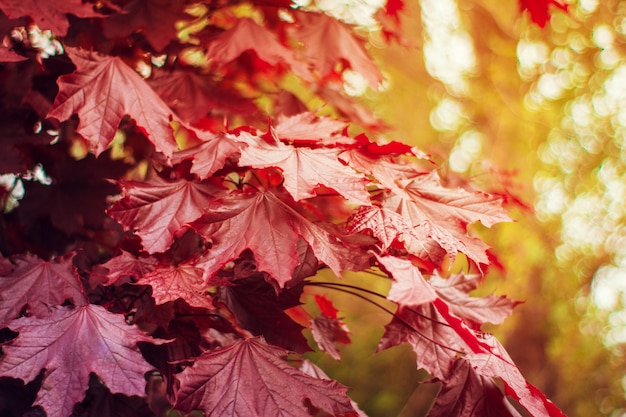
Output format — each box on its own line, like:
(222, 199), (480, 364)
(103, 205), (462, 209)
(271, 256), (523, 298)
(0, 0), (101, 36)
(427, 358), (522, 417)
(173, 337), (356, 417)
(103, 0), (188, 51)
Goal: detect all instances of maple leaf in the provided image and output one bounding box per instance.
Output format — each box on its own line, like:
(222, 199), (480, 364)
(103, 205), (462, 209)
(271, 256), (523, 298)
(191, 190), (368, 287)
(347, 206), (446, 266)
(0, 305), (161, 417)
(311, 314), (351, 361)
(107, 175), (221, 253)
(47, 48), (179, 157)
(338, 148), (423, 191)
(519, 0), (568, 28)
(273, 112), (351, 146)
(378, 303), (467, 380)
(173, 337), (357, 417)
(430, 273), (521, 326)
(291, 11), (382, 88)
(0, 253), (87, 326)
(310, 294), (351, 360)
(219, 271), (309, 352)
(466, 335), (567, 417)
(103, 0), (189, 51)
(382, 172), (511, 264)
(138, 261), (213, 310)
(99, 250), (157, 285)
(172, 131), (245, 180)
(205, 18), (310, 80)
(238, 134), (370, 204)
(0, 1), (101, 36)
(427, 358), (523, 417)
(148, 67), (257, 124)
(375, 254), (438, 306)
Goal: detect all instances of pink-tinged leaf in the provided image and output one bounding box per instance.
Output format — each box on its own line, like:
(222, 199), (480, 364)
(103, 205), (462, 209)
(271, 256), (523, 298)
(519, 0), (568, 28)
(174, 337), (356, 417)
(100, 250), (157, 285)
(427, 358), (523, 417)
(347, 205), (446, 266)
(382, 172), (511, 264)
(338, 148), (422, 191)
(148, 68), (257, 123)
(0, 305), (162, 417)
(431, 273), (521, 325)
(0, 253), (87, 326)
(47, 48), (178, 157)
(0, 1), (101, 36)
(378, 303), (469, 380)
(138, 262), (213, 309)
(172, 131), (245, 179)
(206, 18), (310, 80)
(273, 112), (350, 145)
(375, 254), (437, 306)
(467, 335), (567, 417)
(348, 205), (416, 250)
(103, 0), (188, 51)
(192, 190), (368, 286)
(107, 175), (221, 254)
(311, 314), (351, 361)
(291, 11), (382, 88)
(238, 136), (370, 204)
(192, 192), (301, 287)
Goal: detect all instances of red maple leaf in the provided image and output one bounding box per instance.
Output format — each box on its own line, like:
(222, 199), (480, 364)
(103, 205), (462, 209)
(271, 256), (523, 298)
(218, 270), (309, 352)
(519, 0), (568, 28)
(107, 175), (221, 253)
(103, 0), (189, 51)
(191, 190), (369, 287)
(173, 337), (357, 416)
(272, 112), (351, 146)
(205, 18), (310, 80)
(375, 254), (438, 306)
(0, 253), (87, 326)
(0, 1), (101, 36)
(148, 68), (257, 124)
(291, 11), (382, 88)
(311, 314), (351, 361)
(382, 172), (511, 264)
(427, 358), (523, 417)
(347, 205), (446, 266)
(99, 250), (157, 285)
(430, 272), (521, 326)
(172, 131), (245, 180)
(310, 294), (351, 360)
(466, 335), (567, 417)
(47, 48), (179, 157)
(0, 305), (162, 417)
(138, 261), (213, 310)
(238, 133), (370, 204)
(378, 303), (469, 380)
